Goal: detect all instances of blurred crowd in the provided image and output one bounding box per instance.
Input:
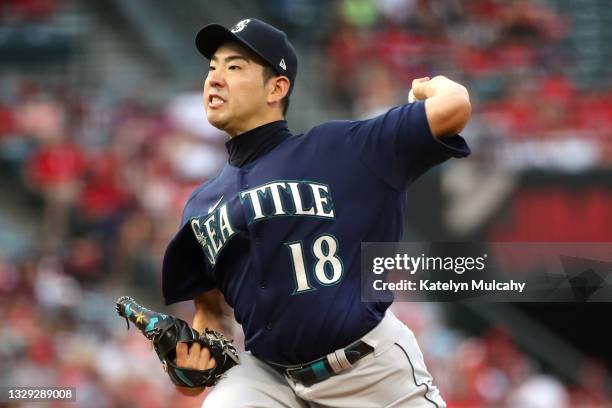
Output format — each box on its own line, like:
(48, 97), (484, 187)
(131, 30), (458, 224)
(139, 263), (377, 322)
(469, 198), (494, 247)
(324, 0), (612, 170)
(0, 81), (226, 277)
(1, 0), (611, 407)
(0, 261), (210, 408)
(0, 81), (227, 407)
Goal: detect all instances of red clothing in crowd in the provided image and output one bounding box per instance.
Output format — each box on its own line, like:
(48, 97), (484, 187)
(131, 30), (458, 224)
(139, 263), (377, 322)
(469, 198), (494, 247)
(27, 142), (87, 187)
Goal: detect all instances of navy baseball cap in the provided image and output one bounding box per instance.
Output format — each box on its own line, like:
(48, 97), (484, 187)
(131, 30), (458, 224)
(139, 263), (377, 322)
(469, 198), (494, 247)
(196, 18), (298, 94)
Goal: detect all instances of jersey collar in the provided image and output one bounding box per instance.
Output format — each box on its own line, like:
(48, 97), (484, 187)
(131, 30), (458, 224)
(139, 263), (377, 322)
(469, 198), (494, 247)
(225, 120), (291, 167)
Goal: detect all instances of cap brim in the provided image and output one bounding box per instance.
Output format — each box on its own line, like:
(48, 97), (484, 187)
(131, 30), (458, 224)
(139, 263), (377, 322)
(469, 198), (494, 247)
(195, 23), (278, 72)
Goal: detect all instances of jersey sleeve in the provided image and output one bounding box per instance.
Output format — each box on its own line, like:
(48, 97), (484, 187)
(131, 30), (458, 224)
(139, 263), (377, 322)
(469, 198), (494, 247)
(161, 199), (217, 305)
(348, 100), (471, 190)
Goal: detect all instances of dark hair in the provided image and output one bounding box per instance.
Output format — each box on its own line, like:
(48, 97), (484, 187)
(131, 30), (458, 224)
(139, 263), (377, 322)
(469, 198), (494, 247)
(262, 64), (290, 117)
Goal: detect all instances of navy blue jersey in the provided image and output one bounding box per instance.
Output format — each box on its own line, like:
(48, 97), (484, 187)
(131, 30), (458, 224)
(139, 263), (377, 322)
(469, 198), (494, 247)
(162, 101), (470, 364)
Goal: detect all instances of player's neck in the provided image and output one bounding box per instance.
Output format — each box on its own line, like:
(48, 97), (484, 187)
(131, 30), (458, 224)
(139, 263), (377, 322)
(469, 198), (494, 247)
(225, 119), (290, 167)
(227, 112), (285, 138)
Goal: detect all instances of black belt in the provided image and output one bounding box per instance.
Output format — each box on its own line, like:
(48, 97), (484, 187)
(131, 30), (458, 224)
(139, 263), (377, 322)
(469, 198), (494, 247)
(266, 340), (374, 386)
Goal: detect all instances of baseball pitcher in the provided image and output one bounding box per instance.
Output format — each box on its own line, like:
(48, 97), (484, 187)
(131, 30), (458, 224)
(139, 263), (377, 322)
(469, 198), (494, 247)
(121, 18), (472, 407)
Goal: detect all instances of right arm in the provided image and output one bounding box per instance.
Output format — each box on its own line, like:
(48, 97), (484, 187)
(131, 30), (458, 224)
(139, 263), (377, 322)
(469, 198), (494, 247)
(409, 75), (472, 137)
(174, 289), (233, 397)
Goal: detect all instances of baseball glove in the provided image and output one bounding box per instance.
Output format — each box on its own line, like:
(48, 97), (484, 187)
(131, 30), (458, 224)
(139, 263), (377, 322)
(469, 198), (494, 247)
(115, 295), (239, 388)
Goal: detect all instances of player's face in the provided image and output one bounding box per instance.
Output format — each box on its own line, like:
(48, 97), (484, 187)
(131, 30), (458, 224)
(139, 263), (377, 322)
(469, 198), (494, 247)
(204, 43), (270, 136)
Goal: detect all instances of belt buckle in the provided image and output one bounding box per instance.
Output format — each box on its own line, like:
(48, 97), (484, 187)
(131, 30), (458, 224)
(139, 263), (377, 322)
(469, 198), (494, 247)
(284, 364), (307, 381)
(284, 365), (304, 377)
(284, 365), (307, 385)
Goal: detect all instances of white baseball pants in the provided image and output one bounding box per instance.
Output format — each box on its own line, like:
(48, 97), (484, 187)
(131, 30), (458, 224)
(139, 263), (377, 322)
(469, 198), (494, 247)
(203, 310), (446, 408)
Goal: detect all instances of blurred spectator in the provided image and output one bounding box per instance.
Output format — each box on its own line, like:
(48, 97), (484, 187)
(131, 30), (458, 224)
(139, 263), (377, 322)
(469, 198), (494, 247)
(0, 0), (57, 22)
(353, 64), (401, 118)
(25, 135), (87, 251)
(508, 374), (570, 408)
(340, 0), (379, 29)
(374, 0), (418, 26)
(326, 21), (368, 104)
(0, 105), (17, 136)
(165, 92), (224, 142)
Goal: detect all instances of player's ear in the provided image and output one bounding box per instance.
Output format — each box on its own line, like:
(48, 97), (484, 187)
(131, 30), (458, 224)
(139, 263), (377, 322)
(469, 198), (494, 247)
(267, 76), (290, 105)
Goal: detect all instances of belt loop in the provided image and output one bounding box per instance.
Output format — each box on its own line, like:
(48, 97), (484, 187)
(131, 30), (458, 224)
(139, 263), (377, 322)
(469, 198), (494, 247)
(334, 348), (352, 370)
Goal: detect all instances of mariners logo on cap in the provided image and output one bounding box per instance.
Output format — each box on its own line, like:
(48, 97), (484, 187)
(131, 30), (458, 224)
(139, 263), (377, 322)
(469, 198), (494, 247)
(231, 19), (251, 33)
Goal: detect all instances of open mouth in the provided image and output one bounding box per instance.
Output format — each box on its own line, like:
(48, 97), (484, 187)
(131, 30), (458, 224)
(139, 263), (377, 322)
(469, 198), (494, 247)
(209, 94), (225, 108)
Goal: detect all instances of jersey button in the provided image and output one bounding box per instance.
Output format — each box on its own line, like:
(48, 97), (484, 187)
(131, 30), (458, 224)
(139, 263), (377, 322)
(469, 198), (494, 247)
(266, 322), (273, 330)
(260, 282), (267, 289)
(254, 236), (261, 245)
(243, 183), (249, 189)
